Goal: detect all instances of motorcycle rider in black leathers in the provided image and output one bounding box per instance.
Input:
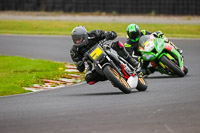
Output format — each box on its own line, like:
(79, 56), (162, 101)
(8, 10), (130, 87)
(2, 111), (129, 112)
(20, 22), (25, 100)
(125, 24), (183, 77)
(70, 26), (140, 85)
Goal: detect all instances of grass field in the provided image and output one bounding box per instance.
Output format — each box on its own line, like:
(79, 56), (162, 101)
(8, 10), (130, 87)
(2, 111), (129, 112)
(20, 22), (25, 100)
(0, 56), (68, 96)
(0, 20), (199, 38)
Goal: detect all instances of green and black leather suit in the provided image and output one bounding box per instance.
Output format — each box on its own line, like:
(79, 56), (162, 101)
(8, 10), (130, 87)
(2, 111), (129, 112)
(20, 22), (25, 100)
(124, 30), (151, 58)
(124, 30), (152, 71)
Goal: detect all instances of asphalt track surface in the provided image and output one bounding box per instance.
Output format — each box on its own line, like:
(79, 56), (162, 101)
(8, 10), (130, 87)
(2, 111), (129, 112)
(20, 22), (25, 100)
(0, 35), (200, 133)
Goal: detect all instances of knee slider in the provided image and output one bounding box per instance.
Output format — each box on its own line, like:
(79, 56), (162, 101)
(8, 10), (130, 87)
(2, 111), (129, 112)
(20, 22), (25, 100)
(85, 74), (92, 83)
(85, 72), (96, 83)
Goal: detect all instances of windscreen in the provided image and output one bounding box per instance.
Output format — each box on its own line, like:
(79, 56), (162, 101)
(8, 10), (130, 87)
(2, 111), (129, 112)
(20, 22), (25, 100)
(138, 35), (151, 47)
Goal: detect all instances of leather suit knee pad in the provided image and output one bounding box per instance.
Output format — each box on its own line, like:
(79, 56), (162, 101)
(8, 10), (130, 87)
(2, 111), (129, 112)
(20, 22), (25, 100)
(85, 71), (107, 83)
(85, 72), (96, 83)
(111, 41), (124, 50)
(111, 41), (129, 59)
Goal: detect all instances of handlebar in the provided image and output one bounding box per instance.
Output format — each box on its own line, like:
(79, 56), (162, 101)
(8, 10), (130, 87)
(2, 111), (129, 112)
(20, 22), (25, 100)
(80, 38), (109, 65)
(98, 38), (107, 46)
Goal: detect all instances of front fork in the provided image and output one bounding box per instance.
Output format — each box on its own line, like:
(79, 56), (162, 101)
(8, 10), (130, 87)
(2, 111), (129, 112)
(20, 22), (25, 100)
(106, 56), (124, 77)
(97, 55), (124, 77)
(158, 43), (184, 71)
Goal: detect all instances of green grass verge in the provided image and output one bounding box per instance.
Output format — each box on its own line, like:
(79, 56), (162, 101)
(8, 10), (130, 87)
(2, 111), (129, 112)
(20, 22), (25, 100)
(0, 20), (199, 38)
(0, 55), (68, 96)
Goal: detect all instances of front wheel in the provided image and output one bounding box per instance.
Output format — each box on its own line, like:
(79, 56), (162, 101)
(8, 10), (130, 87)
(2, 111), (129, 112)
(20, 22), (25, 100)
(160, 55), (185, 77)
(103, 65), (132, 94)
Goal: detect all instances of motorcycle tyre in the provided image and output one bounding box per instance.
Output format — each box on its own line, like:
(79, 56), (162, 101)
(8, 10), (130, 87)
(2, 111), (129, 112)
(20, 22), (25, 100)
(136, 77), (147, 91)
(160, 55), (185, 77)
(103, 65), (132, 94)
(184, 65), (188, 75)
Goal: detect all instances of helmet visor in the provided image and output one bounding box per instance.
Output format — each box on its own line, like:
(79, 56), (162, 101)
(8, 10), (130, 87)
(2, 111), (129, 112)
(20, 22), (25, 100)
(73, 37), (83, 44)
(129, 31), (140, 42)
(129, 31), (140, 40)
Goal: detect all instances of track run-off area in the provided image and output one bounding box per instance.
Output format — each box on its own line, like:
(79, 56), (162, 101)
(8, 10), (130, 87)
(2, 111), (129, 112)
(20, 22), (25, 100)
(0, 35), (200, 133)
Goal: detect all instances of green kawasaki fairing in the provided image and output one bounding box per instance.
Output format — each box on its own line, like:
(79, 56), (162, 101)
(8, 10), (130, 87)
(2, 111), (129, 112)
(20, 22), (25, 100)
(139, 35), (185, 76)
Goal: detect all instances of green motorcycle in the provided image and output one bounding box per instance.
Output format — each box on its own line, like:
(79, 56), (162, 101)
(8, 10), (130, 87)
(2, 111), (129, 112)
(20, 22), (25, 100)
(138, 34), (188, 77)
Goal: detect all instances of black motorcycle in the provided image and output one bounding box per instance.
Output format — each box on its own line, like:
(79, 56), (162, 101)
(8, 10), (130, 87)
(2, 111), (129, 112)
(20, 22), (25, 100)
(81, 39), (147, 94)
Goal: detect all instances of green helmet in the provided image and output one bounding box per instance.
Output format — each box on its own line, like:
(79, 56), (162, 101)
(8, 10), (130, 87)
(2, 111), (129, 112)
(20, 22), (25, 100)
(126, 24), (141, 42)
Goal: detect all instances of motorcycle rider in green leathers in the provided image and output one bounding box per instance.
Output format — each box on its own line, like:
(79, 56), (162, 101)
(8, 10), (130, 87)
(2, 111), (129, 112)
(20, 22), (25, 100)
(124, 23), (183, 77)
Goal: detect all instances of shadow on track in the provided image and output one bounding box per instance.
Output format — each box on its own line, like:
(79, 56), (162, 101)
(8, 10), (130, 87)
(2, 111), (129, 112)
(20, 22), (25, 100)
(146, 75), (187, 79)
(68, 91), (138, 97)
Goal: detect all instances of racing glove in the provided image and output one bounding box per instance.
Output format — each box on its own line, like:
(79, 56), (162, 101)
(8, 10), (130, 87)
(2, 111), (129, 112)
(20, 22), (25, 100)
(76, 61), (85, 72)
(137, 56), (144, 70)
(137, 56), (144, 64)
(105, 31), (117, 40)
(152, 31), (165, 38)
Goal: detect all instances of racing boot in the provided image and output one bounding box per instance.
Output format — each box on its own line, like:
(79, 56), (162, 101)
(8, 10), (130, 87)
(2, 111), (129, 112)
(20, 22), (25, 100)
(141, 67), (156, 78)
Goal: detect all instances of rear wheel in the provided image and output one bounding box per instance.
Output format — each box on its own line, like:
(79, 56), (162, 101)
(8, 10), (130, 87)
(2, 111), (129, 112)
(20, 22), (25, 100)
(184, 65), (188, 75)
(103, 65), (132, 94)
(160, 55), (185, 77)
(136, 77), (147, 91)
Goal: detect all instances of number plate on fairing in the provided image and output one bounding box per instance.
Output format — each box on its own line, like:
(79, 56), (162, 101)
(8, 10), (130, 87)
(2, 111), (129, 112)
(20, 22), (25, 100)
(89, 46), (103, 60)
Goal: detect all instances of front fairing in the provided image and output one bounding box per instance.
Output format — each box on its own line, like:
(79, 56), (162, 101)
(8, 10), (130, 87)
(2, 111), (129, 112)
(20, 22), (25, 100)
(85, 44), (107, 73)
(86, 43), (121, 74)
(88, 45), (105, 62)
(139, 35), (165, 61)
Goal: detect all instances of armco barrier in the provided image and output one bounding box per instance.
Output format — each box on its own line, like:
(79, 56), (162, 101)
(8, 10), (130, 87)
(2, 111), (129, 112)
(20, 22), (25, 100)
(0, 0), (199, 15)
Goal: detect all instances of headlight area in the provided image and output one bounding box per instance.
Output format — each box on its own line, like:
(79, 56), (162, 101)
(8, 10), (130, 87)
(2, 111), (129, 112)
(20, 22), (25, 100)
(157, 40), (163, 51)
(143, 54), (155, 60)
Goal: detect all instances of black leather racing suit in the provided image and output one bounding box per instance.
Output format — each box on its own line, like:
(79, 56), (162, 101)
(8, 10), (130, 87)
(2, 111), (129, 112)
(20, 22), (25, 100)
(70, 30), (114, 84)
